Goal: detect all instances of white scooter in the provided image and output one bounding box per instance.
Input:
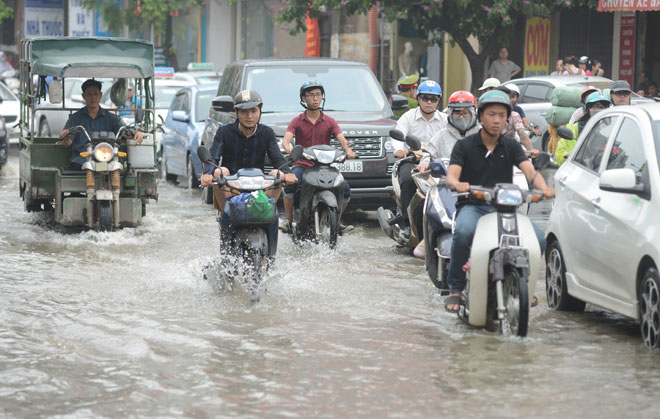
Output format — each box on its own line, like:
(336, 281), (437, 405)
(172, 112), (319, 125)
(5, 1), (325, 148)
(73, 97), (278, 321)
(459, 183), (546, 337)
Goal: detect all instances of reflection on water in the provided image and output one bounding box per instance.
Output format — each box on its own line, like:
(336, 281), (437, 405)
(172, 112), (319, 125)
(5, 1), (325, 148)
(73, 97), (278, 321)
(1, 154), (660, 417)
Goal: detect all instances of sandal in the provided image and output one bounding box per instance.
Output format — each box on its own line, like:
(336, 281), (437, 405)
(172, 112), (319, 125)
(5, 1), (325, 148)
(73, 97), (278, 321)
(444, 294), (461, 313)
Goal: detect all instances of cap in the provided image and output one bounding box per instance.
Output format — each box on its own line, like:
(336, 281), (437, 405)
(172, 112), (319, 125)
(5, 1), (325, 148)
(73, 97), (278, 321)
(479, 77), (501, 91)
(611, 80), (633, 93)
(397, 74), (420, 88)
(81, 79), (102, 92)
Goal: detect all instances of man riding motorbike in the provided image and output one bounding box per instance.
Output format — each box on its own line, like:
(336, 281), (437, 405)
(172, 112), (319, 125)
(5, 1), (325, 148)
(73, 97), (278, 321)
(393, 79), (447, 238)
(281, 80), (356, 234)
(444, 90), (554, 313)
(200, 90), (296, 232)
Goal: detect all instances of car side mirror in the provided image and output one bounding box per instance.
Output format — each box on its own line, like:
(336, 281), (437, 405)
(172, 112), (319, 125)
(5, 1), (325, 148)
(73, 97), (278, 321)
(212, 95), (234, 112)
(599, 168), (638, 192)
(557, 127), (574, 140)
(48, 79), (63, 104)
(197, 146), (212, 164)
(389, 129), (405, 142)
(405, 134), (422, 151)
(172, 110), (190, 123)
(289, 145), (303, 162)
(391, 94), (408, 111)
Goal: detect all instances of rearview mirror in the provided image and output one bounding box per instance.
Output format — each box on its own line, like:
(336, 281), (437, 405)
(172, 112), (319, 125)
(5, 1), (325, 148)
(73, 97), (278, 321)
(557, 127), (574, 140)
(212, 95), (234, 112)
(599, 168), (637, 191)
(533, 152), (551, 172)
(135, 109), (144, 124)
(289, 145), (303, 162)
(390, 94), (408, 111)
(405, 134), (422, 151)
(197, 146), (212, 164)
(48, 79), (63, 104)
(172, 110), (189, 123)
(389, 129), (405, 142)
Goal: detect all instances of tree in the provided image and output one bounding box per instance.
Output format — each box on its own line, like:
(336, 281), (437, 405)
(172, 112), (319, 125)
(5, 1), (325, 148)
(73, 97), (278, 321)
(77, 0), (204, 70)
(277, 0), (597, 92)
(0, 0), (13, 20)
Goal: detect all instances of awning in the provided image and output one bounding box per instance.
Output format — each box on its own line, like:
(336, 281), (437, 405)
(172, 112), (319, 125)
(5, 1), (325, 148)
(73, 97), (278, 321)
(598, 0), (660, 12)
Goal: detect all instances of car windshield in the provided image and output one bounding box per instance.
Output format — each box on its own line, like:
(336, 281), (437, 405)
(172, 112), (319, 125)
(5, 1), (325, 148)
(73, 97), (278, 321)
(196, 91), (215, 122)
(156, 85), (183, 109)
(244, 66), (388, 113)
(0, 83), (16, 101)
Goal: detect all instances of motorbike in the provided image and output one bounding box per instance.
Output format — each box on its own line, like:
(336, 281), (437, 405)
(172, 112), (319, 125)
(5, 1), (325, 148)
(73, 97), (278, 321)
(197, 145), (302, 300)
(289, 144), (348, 249)
(457, 184), (547, 337)
(60, 124), (143, 231)
(377, 130), (435, 250)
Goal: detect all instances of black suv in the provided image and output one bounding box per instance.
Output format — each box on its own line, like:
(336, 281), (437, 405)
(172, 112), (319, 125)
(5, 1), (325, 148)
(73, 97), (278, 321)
(199, 58), (406, 209)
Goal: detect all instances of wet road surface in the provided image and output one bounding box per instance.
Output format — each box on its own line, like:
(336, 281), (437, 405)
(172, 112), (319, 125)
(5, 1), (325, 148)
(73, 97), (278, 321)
(2, 149), (660, 417)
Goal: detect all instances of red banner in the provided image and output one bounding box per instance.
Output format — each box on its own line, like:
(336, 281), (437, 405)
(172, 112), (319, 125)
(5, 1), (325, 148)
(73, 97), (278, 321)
(305, 15), (320, 57)
(599, 0), (660, 11)
(618, 12), (635, 86)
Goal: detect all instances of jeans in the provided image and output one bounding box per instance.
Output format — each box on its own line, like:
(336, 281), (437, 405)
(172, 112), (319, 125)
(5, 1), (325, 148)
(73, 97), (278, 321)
(283, 165), (351, 199)
(446, 203), (546, 293)
(397, 161), (416, 225)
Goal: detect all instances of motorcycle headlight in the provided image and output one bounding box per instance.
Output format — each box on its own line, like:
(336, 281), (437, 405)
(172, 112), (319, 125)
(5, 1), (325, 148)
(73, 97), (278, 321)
(228, 176), (267, 190)
(93, 143), (114, 162)
(315, 149), (336, 164)
(496, 188), (523, 206)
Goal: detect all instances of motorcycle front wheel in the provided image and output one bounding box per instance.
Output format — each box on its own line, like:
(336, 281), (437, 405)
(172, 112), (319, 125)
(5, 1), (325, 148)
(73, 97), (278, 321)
(244, 247), (264, 302)
(317, 206), (338, 249)
(501, 266), (529, 337)
(98, 200), (113, 232)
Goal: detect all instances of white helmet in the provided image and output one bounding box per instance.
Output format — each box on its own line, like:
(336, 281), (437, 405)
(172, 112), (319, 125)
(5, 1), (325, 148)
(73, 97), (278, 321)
(507, 83), (520, 96)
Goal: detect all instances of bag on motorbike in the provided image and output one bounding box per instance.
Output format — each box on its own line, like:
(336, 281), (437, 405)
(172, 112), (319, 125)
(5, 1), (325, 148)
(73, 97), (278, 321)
(545, 105), (577, 126)
(228, 191), (276, 225)
(550, 86), (583, 108)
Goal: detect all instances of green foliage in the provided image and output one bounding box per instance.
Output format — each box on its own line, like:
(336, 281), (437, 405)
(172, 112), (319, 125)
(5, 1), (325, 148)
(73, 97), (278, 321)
(0, 0), (13, 20)
(77, 0), (204, 34)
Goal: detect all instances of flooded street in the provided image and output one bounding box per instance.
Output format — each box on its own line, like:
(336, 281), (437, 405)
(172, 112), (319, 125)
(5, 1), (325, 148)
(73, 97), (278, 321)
(2, 148), (660, 417)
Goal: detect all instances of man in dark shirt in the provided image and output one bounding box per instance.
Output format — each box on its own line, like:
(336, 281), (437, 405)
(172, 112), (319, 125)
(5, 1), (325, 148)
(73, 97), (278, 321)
(200, 90), (296, 212)
(59, 79), (142, 170)
(281, 80), (355, 232)
(444, 90), (554, 312)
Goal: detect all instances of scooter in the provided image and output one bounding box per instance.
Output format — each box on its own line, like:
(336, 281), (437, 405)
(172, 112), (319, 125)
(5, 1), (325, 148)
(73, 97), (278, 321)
(377, 130), (434, 249)
(458, 184), (546, 337)
(197, 146), (302, 300)
(422, 156), (456, 292)
(289, 144), (347, 249)
(62, 125), (135, 231)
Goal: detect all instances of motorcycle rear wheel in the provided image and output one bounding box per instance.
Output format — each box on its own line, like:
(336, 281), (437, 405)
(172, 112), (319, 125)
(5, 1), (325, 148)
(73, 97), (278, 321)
(501, 266), (529, 337)
(98, 200), (113, 232)
(317, 206), (338, 249)
(427, 236), (449, 290)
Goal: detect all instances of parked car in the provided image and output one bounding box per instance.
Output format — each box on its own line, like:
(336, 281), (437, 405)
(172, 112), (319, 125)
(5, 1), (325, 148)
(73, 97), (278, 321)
(502, 75), (653, 151)
(545, 102), (660, 348)
(174, 63), (221, 86)
(199, 58), (407, 209)
(0, 115), (8, 168)
(160, 84), (216, 188)
(0, 81), (20, 143)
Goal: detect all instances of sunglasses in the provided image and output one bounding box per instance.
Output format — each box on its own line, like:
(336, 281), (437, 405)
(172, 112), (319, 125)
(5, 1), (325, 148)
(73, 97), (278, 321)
(419, 95), (439, 103)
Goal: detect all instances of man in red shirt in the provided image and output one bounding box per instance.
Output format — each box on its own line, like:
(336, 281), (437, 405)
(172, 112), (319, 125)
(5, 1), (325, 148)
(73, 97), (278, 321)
(281, 80), (356, 232)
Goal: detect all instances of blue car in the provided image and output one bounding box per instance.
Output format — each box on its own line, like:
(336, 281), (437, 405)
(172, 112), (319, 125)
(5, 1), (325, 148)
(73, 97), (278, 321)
(160, 84), (216, 188)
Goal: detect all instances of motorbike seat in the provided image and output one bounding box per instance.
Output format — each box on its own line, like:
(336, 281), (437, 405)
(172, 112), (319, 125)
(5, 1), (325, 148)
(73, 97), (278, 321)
(61, 167), (85, 176)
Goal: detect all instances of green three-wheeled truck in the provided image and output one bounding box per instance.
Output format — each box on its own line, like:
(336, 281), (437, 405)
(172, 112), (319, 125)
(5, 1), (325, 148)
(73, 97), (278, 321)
(18, 37), (159, 230)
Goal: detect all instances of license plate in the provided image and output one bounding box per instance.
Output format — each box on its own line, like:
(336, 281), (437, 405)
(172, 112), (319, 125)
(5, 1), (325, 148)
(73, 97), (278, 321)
(332, 160), (363, 173)
(95, 162), (108, 171)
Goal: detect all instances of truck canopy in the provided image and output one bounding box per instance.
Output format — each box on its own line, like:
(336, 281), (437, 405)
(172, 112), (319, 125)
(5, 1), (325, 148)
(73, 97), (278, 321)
(22, 37), (154, 79)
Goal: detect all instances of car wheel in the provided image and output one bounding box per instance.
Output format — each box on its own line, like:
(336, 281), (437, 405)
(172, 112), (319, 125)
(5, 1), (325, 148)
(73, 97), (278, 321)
(545, 240), (585, 311)
(186, 154), (199, 189)
(639, 267), (660, 349)
(39, 118), (51, 137)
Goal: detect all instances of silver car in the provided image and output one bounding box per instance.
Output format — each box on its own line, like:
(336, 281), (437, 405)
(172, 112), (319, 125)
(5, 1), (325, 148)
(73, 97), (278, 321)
(502, 75), (653, 151)
(545, 102), (660, 348)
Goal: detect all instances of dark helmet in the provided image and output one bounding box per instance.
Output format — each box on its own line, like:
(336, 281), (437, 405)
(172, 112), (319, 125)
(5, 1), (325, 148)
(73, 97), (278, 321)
(233, 90), (263, 110)
(300, 80), (325, 99)
(477, 90), (512, 117)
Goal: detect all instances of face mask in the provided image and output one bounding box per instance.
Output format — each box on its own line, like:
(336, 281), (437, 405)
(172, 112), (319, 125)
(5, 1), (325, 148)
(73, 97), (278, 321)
(590, 108), (603, 117)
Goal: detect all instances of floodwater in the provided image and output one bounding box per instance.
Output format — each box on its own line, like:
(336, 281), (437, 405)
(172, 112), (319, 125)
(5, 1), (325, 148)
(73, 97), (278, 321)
(2, 150), (660, 417)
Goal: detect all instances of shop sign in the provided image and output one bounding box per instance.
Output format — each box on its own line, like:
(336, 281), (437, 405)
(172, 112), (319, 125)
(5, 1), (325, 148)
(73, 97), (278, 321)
(305, 14), (320, 57)
(599, 0), (660, 11)
(524, 17), (550, 77)
(68, 0), (93, 37)
(25, 0), (64, 37)
(618, 12), (635, 86)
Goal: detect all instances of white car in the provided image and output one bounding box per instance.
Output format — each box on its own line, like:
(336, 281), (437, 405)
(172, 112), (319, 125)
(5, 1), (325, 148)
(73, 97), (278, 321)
(545, 103), (660, 348)
(0, 82), (20, 143)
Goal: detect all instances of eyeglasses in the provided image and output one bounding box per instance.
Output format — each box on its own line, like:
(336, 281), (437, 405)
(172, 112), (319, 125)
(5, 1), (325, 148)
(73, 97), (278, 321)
(305, 93), (323, 98)
(612, 91), (631, 97)
(418, 95), (439, 103)
(451, 110), (471, 118)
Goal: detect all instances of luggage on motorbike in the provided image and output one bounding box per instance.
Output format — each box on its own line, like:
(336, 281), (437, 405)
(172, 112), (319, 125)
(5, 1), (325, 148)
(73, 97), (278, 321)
(550, 86), (583, 108)
(545, 105), (576, 126)
(228, 190), (276, 225)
